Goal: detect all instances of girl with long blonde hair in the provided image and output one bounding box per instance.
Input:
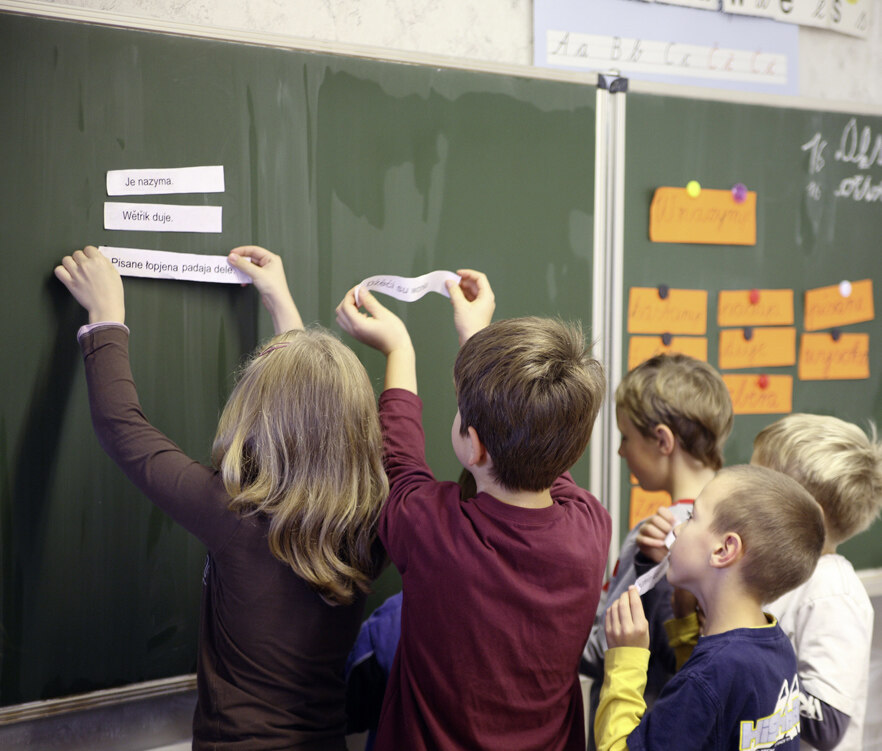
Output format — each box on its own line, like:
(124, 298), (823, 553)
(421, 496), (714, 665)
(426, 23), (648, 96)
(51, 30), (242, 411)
(55, 244), (387, 750)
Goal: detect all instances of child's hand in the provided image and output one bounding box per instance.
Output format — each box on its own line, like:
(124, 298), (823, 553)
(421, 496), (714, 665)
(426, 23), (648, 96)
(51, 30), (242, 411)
(446, 269), (495, 345)
(636, 506), (676, 563)
(605, 586), (650, 650)
(54, 246), (125, 324)
(227, 245), (303, 333)
(335, 287), (412, 356)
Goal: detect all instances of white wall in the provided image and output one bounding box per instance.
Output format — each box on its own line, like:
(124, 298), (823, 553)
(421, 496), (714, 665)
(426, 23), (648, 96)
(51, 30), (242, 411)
(25, 0), (882, 108)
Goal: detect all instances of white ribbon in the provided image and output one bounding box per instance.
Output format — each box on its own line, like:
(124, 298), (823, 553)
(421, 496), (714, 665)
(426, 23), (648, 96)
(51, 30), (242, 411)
(355, 270), (461, 306)
(634, 511), (687, 595)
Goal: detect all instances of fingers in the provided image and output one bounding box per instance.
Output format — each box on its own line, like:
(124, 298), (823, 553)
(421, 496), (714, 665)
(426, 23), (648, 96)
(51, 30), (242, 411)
(357, 288), (390, 318)
(455, 268), (493, 303)
(229, 245), (273, 266)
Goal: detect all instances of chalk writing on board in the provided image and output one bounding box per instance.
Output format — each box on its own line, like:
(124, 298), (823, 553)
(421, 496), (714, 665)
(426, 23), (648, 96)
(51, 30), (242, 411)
(802, 119), (882, 203)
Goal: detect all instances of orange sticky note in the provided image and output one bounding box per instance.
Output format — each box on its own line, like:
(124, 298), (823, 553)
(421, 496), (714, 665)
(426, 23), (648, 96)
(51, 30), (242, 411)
(629, 486), (673, 529)
(628, 336), (708, 370)
(798, 333), (870, 380)
(723, 374), (793, 415)
(718, 327), (796, 369)
(627, 287), (708, 335)
(649, 187), (757, 245)
(804, 279), (874, 331)
(717, 289), (794, 327)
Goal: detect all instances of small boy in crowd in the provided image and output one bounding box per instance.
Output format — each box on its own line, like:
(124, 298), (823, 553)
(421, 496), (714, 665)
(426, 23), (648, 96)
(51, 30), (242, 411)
(582, 354), (733, 745)
(336, 271), (611, 751)
(752, 414), (882, 751)
(596, 464), (825, 751)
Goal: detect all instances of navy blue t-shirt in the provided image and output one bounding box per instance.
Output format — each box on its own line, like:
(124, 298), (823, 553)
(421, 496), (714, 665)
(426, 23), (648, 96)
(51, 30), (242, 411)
(628, 621), (801, 751)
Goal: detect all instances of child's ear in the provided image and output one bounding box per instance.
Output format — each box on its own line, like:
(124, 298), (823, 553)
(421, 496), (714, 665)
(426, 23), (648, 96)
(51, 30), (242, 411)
(654, 424), (676, 456)
(467, 426), (489, 468)
(710, 532), (744, 569)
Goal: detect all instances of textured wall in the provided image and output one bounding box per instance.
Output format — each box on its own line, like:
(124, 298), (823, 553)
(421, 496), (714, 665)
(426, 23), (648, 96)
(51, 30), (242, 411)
(33, 0), (882, 107)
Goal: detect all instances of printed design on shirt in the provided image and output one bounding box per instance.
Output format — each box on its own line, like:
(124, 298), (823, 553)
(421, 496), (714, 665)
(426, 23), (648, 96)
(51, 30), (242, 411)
(739, 675), (801, 750)
(800, 692), (823, 721)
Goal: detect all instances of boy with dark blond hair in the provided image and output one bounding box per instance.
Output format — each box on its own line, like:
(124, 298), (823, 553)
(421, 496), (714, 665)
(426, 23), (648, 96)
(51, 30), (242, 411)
(582, 354), (733, 745)
(336, 271), (611, 751)
(752, 413), (882, 751)
(597, 464), (825, 751)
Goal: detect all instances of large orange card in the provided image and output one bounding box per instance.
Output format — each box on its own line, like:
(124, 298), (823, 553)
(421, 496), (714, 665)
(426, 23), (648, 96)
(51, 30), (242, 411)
(649, 187), (757, 245)
(627, 336), (708, 370)
(798, 333), (870, 380)
(629, 486), (673, 529)
(723, 374), (793, 415)
(717, 289), (794, 327)
(804, 279), (874, 331)
(627, 287), (708, 335)
(718, 327), (797, 369)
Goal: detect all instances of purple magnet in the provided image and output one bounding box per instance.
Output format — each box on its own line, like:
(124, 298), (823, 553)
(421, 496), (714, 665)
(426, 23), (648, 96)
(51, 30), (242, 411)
(732, 183), (748, 203)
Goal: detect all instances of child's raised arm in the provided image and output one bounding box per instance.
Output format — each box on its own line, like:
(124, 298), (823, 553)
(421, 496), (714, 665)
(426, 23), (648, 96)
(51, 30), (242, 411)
(227, 245), (304, 334)
(336, 288), (416, 395)
(446, 269), (495, 346)
(54, 245), (126, 324)
(595, 587), (650, 751)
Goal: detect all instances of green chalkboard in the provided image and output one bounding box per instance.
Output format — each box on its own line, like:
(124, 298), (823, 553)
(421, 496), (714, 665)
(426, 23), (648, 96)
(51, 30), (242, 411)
(621, 90), (882, 570)
(0, 12), (595, 706)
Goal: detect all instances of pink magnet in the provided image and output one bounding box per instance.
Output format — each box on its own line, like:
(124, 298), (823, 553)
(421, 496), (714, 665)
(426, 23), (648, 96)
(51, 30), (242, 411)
(757, 374), (769, 390)
(732, 183), (748, 203)
(749, 288), (760, 305)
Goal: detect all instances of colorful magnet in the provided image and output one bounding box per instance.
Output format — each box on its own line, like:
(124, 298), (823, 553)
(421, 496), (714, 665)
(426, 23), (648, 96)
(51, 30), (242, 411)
(661, 332), (673, 347)
(743, 326), (753, 341)
(757, 374), (769, 390)
(731, 183), (748, 203)
(839, 280), (852, 298)
(831, 327), (842, 342)
(686, 180), (701, 198)
(658, 284), (670, 300)
(749, 288), (760, 305)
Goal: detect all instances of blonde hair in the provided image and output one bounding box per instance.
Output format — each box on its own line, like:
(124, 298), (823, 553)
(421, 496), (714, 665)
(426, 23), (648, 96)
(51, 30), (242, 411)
(752, 414), (882, 545)
(615, 354), (732, 470)
(710, 465), (825, 604)
(212, 328), (388, 605)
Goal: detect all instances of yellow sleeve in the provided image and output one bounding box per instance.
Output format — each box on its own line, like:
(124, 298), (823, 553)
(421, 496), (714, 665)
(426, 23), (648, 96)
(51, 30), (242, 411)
(664, 611), (700, 671)
(595, 646), (650, 751)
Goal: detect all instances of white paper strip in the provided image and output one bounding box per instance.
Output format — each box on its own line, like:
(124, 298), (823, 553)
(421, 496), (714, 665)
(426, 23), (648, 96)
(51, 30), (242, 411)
(106, 166), (225, 196)
(635, 505), (689, 595)
(99, 246), (251, 284)
(355, 271), (461, 306)
(104, 202), (222, 233)
(635, 557), (670, 596)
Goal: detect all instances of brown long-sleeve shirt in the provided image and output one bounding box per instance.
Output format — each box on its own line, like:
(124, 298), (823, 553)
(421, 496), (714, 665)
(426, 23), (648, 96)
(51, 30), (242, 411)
(80, 325), (364, 750)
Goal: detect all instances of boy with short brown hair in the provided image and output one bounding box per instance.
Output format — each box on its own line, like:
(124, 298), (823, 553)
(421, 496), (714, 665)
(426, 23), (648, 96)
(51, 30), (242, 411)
(337, 271), (611, 751)
(596, 464), (825, 751)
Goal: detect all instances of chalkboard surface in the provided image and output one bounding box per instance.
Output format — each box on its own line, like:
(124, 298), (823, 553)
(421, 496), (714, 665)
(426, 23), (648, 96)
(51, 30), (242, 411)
(622, 90), (882, 569)
(0, 12), (595, 705)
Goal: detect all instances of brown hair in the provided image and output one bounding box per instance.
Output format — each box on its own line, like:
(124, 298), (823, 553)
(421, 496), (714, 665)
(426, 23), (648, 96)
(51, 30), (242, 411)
(615, 354), (732, 470)
(453, 317), (605, 492)
(752, 413), (882, 545)
(212, 327), (388, 605)
(710, 465), (825, 604)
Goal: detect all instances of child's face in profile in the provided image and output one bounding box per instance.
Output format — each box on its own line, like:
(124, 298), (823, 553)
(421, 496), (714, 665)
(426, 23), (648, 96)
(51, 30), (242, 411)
(667, 475), (728, 592)
(616, 408), (665, 491)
